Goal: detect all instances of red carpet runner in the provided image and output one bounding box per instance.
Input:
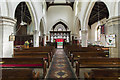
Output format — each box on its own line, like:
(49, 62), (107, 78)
(45, 49), (77, 80)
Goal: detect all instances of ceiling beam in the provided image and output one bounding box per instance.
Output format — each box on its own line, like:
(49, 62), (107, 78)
(46, 0), (74, 10)
(89, 7), (106, 21)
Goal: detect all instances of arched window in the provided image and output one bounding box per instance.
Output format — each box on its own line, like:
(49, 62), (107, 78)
(95, 25), (101, 41)
(79, 30), (82, 40)
(97, 26), (101, 41)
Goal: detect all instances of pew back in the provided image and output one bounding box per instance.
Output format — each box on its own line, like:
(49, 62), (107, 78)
(1, 68), (38, 80)
(13, 52), (50, 67)
(76, 58), (120, 77)
(0, 58), (47, 77)
(1, 58), (44, 67)
(71, 52), (108, 67)
(84, 69), (120, 80)
(78, 58), (120, 65)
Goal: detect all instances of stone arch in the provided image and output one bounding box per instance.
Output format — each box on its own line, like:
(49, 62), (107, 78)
(52, 21), (68, 31)
(39, 17), (45, 36)
(74, 17), (81, 37)
(13, 1), (37, 32)
(0, 1), (8, 16)
(51, 19), (69, 31)
(75, 17), (81, 31)
(83, 0), (110, 30)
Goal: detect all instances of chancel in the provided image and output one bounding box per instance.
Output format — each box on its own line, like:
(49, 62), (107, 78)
(0, 0), (120, 80)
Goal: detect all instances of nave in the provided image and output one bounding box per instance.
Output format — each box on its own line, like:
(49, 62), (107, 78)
(0, 45), (120, 80)
(45, 49), (77, 79)
(0, 0), (120, 80)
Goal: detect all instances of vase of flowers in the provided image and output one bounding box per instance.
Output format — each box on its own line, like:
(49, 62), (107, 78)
(24, 40), (30, 48)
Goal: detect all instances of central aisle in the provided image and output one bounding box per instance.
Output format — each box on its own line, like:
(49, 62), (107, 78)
(45, 49), (77, 79)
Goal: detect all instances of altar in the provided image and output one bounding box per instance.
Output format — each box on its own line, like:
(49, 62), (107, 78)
(50, 31), (71, 48)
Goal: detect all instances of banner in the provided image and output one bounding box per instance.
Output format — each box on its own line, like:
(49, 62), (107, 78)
(101, 24), (105, 34)
(106, 34), (116, 47)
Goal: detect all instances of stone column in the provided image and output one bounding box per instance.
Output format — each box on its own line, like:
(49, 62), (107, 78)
(43, 34), (46, 46)
(33, 30), (39, 47)
(81, 30), (88, 47)
(105, 17), (120, 58)
(48, 34), (50, 42)
(47, 32), (50, 42)
(0, 16), (16, 57)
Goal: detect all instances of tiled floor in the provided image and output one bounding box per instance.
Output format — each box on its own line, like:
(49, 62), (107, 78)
(45, 49), (77, 80)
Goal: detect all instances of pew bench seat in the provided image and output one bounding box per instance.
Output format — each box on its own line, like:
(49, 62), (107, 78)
(0, 58), (47, 78)
(75, 58), (120, 77)
(13, 52), (51, 67)
(84, 69), (120, 80)
(71, 52), (108, 67)
(1, 68), (39, 80)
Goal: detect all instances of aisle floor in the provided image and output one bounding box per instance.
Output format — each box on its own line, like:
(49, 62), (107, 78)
(45, 49), (77, 80)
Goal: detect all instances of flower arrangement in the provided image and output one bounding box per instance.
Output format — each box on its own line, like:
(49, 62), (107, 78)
(24, 40), (30, 48)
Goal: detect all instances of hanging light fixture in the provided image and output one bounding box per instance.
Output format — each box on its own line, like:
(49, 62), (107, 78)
(20, 2), (27, 26)
(95, 2), (101, 41)
(97, 2), (100, 27)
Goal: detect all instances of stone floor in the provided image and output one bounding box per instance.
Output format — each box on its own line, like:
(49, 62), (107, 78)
(45, 49), (77, 80)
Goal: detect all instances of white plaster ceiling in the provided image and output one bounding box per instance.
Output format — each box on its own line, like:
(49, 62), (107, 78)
(54, 0), (66, 3)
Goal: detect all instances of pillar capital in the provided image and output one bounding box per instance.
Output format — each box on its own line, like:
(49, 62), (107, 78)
(0, 16), (16, 27)
(81, 30), (88, 47)
(106, 16), (120, 27)
(33, 30), (39, 34)
(81, 30), (88, 33)
(0, 16), (16, 57)
(105, 16), (120, 58)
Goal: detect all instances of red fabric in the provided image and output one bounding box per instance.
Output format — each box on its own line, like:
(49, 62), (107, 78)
(101, 25), (105, 34)
(43, 57), (48, 59)
(56, 39), (64, 42)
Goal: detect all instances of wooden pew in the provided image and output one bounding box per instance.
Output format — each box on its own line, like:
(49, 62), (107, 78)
(13, 52), (50, 67)
(0, 58), (47, 78)
(1, 68), (39, 80)
(71, 52), (108, 67)
(75, 58), (120, 77)
(25, 46), (55, 55)
(84, 69), (120, 80)
(68, 49), (105, 61)
(64, 45), (82, 57)
(65, 46), (105, 59)
(14, 46), (55, 60)
(64, 45), (108, 58)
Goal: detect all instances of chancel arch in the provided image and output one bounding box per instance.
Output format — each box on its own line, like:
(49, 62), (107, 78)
(50, 21), (70, 48)
(52, 21), (69, 31)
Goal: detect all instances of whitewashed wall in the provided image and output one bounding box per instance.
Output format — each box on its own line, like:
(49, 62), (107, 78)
(0, 0), (119, 57)
(47, 6), (73, 33)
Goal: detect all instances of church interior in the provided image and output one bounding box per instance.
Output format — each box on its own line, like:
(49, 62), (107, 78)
(0, 0), (120, 80)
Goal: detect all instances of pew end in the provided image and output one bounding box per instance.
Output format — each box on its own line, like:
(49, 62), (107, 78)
(43, 59), (47, 78)
(1, 68), (38, 80)
(84, 72), (90, 79)
(75, 61), (79, 77)
(33, 71), (40, 80)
